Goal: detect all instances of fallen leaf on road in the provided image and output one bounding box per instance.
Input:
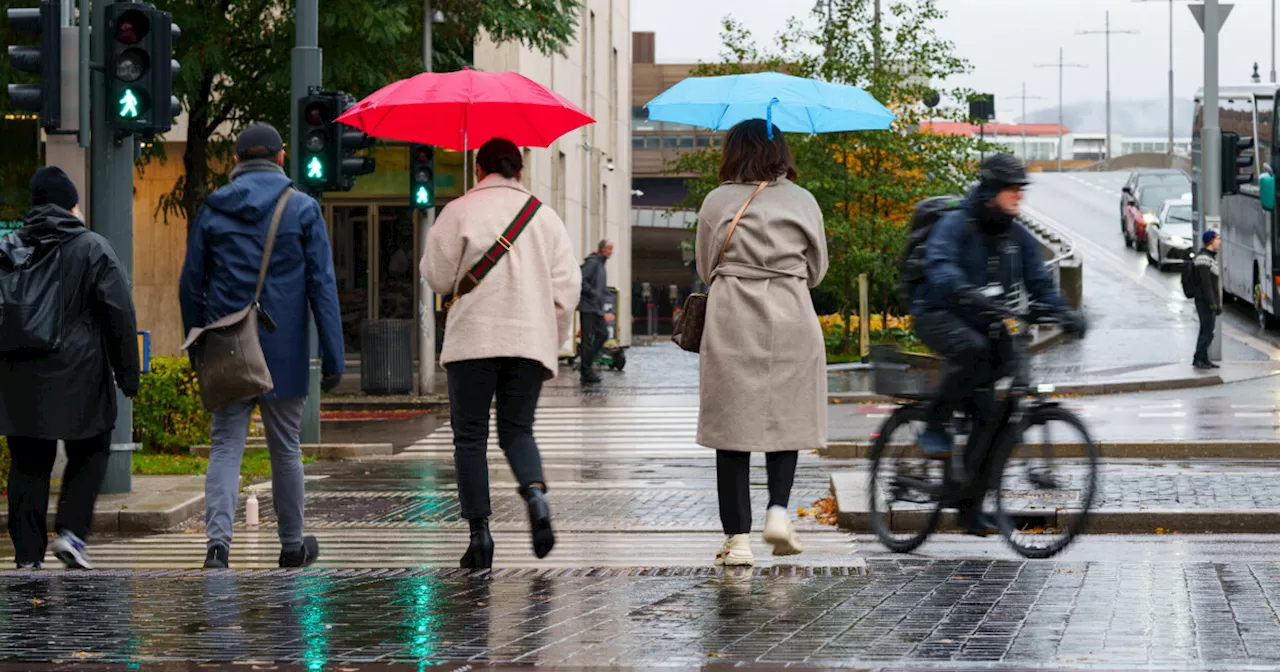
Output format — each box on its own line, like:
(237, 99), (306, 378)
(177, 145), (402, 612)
(30, 599), (42, 606)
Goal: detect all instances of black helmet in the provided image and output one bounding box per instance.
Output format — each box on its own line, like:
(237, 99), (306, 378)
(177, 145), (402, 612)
(979, 154), (1031, 190)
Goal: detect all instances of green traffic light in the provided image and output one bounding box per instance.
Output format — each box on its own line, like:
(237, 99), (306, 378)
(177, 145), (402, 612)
(306, 156), (324, 181)
(415, 185), (431, 206)
(119, 89), (140, 118)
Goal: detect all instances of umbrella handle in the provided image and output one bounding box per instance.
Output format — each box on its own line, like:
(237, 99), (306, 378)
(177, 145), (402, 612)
(766, 98), (779, 139)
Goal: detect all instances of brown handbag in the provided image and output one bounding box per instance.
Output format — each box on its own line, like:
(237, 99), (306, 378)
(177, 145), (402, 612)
(671, 180), (768, 353)
(180, 188), (294, 411)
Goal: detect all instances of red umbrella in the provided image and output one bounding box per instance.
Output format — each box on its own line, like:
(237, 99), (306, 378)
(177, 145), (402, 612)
(336, 67), (594, 151)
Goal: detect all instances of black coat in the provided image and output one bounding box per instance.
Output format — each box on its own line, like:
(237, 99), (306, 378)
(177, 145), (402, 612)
(578, 253), (608, 315)
(0, 205), (140, 440)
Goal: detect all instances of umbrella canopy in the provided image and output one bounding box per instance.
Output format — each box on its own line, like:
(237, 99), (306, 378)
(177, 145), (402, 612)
(336, 67), (594, 151)
(644, 71), (895, 134)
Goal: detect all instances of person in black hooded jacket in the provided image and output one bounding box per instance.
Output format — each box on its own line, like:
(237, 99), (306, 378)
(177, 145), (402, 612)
(0, 166), (139, 570)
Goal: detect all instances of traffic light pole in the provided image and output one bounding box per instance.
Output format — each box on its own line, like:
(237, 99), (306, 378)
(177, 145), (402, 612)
(1199, 0), (1225, 361)
(90, 0), (137, 493)
(291, 0), (323, 444)
(417, 0), (437, 396)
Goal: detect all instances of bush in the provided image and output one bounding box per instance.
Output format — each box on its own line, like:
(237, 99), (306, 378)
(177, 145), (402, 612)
(0, 437), (8, 495)
(133, 357), (210, 454)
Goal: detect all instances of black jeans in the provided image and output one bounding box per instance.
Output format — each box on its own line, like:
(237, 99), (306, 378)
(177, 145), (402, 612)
(1195, 299), (1216, 364)
(6, 432), (111, 565)
(716, 450), (798, 535)
(914, 310), (1003, 430)
(446, 358), (546, 520)
(579, 312), (607, 375)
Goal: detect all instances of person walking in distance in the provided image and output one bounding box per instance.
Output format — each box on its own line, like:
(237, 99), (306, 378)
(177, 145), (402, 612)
(578, 240), (613, 384)
(1193, 229), (1223, 370)
(0, 166), (140, 570)
(695, 119), (829, 567)
(179, 123), (345, 569)
(425, 138), (580, 569)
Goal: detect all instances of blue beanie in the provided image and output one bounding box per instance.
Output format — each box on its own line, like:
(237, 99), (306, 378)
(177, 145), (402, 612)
(1203, 229), (1219, 245)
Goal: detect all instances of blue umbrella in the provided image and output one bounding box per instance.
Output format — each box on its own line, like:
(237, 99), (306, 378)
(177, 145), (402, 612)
(644, 71), (896, 138)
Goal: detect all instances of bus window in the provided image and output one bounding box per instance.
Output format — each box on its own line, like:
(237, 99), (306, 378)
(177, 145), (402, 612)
(1261, 97), (1276, 173)
(1221, 98), (1254, 138)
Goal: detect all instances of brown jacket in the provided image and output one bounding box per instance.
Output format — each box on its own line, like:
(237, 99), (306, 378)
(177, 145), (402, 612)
(695, 178), (829, 452)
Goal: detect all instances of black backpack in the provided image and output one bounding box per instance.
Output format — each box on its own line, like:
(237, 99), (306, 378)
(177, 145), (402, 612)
(1181, 253), (1199, 299)
(897, 196), (966, 306)
(0, 232), (67, 354)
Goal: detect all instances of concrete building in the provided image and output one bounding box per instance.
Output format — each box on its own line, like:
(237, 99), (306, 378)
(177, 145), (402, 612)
(115, 3), (632, 361)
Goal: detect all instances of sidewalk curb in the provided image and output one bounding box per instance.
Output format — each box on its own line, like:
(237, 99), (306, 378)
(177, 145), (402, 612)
(321, 397), (449, 412)
(828, 472), (1280, 534)
(819, 440), (1280, 459)
(828, 373), (1223, 404)
(189, 443), (395, 459)
(0, 476), (204, 536)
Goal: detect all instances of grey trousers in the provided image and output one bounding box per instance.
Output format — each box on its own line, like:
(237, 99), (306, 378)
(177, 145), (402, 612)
(205, 397), (307, 552)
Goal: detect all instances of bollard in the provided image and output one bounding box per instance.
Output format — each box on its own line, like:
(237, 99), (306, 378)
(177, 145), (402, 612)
(1058, 258), (1084, 308)
(246, 493), (260, 528)
(858, 273), (870, 362)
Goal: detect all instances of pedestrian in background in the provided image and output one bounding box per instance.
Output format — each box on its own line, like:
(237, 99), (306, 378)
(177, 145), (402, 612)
(694, 119), (829, 567)
(1193, 229), (1223, 370)
(425, 137), (580, 570)
(578, 239), (613, 384)
(0, 166), (140, 570)
(179, 123), (345, 569)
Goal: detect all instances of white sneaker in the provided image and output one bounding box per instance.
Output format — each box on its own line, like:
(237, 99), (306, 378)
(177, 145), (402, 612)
(762, 506), (803, 556)
(51, 531), (93, 569)
(714, 534), (755, 567)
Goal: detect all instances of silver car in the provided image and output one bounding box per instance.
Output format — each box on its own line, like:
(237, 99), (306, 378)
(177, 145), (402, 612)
(1146, 197), (1195, 271)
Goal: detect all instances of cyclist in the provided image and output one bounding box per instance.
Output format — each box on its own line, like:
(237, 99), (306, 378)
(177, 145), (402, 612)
(910, 154), (1086, 534)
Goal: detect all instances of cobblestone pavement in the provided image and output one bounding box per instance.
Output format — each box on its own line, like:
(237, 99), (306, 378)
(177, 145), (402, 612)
(7, 560), (1280, 669)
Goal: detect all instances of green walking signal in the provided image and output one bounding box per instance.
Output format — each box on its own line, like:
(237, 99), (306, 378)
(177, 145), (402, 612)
(119, 89), (140, 118)
(415, 185), (431, 206)
(409, 144), (435, 211)
(306, 156), (324, 181)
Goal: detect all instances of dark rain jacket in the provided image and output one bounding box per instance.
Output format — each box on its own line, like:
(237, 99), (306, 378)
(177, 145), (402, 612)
(910, 189), (1067, 328)
(0, 204), (140, 440)
(578, 253), (608, 315)
(1193, 248), (1222, 312)
(179, 163), (344, 399)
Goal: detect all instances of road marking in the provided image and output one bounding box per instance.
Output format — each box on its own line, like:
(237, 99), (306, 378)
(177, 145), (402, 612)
(1234, 412), (1275, 418)
(1138, 412), (1187, 418)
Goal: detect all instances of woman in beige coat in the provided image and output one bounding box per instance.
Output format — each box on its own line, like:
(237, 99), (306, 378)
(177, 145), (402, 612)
(695, 119), (828, 567)
(424, 138), (581, 570)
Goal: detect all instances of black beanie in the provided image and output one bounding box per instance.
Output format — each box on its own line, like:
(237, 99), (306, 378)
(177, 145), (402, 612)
(30, 166), (79, 211)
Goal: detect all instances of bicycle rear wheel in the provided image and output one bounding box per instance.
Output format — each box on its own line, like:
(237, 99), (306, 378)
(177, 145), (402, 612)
(993, 405), (1099, 559)
(868, 404), (945, 553)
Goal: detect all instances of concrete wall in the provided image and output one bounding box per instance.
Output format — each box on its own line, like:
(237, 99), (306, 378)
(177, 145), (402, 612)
(474, 0), (633, 345)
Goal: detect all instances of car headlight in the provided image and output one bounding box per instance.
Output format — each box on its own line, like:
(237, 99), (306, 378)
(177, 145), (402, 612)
(1169, 236), (1188, 246)
(1143, 213), (1159, 224)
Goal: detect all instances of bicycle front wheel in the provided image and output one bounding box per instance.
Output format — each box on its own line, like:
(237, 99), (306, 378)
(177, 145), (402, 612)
(993, 405), (1099, 559)
(868, 404), (945, 554)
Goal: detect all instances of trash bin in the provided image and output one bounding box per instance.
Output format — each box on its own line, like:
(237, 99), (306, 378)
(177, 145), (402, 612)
(361, 319), (414, 395)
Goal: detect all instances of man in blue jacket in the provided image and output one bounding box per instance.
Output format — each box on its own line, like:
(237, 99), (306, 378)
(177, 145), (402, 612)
(179, 123), (344, 569)
(910, 154), (1085, 533)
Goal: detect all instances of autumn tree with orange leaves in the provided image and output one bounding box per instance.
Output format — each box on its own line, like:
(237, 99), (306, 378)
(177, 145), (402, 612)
(670, 0), (995, 353)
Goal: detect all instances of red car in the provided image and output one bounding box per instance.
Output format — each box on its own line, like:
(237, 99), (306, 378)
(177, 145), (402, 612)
(1123, 182), (1188, 250)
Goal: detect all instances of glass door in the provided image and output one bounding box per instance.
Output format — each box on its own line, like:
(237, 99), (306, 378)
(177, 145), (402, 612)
(327, 204), (373, 354)
(374, 205), (416, 321)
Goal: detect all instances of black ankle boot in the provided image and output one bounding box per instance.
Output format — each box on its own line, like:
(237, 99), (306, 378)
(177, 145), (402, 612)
(460, 518), (494, 570)
(521, 484), (556, 559)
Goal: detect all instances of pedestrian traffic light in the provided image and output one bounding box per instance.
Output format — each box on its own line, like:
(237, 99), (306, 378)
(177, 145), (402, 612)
(409, 144), (435, 210)
(335, 92), (375, 191)
(1221, 130), (1256, 196)
(104, 2), (181, 135)
(5, 0), (62, 129)
(298, 92), (339, 192)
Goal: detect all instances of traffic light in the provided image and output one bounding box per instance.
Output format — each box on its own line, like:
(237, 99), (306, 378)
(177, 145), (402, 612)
(104, 2), (181, 135)
(335, 92), (375, 191)
(298, 92), (339, 192)
(1221, 130), (1256, 195)
(409, 144), (435, 210)
(5, 0), (61, 128)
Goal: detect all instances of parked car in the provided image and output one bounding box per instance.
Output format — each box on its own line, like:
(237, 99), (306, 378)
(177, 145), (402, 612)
(1146, 197), (1195, 270)
(1121, 169), (1189, 236)
(1124, 182), (1190, 250)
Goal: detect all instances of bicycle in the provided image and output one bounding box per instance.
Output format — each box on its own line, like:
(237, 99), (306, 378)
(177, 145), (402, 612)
(867, 306), (1099, 559)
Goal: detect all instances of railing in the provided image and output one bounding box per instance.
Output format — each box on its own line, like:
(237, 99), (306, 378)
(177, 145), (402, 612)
(1017, 212), (1078, 292)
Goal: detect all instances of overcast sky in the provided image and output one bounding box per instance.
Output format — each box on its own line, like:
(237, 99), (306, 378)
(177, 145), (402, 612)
(632, 0), (1277, 122)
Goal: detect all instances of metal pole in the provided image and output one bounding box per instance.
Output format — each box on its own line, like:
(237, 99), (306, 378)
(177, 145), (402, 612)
(291, 0), (324, 445)
(1170, 0), (1176, 155)
(1022, 82), (1028, 161)
(417, 0), (437, 396)
(1058, 50), (1064, 171)
(1105, 11), (1112, 168)
(90, 0), (137, 492)
(1204, 0), (1224, 360)
(1273, 0), (1277, 83)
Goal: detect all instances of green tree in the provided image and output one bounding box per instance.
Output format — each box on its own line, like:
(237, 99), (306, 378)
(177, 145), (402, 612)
(151, 0), (582, 223)
(669, 0), (995, 353)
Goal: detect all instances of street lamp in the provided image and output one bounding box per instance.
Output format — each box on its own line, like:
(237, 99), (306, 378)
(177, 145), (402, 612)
(1078, 11), (1140, 168)
(1009, 83), (1045, 162)
(1133, 0), (1194, 157)
(1035, 49), (1087, 172)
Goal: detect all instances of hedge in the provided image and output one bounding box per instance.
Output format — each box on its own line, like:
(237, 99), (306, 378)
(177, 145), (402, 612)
(133, 357), (210, 454)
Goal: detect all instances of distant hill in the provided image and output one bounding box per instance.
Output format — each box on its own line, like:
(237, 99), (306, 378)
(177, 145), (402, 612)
(1020, 99), (1196, 137)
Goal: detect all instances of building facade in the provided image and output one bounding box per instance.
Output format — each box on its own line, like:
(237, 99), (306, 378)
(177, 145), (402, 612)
(124, 3), (632, 360)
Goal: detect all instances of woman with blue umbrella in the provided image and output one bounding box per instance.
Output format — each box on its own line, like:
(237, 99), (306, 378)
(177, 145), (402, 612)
(650, 72), (891, 566)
